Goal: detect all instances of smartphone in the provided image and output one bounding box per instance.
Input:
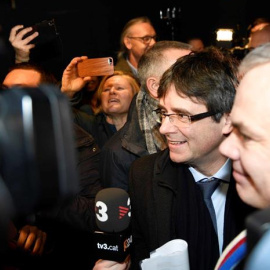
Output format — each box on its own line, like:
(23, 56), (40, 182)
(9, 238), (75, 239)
(16, 19), (59, 46)
(77, 57), (114, 77)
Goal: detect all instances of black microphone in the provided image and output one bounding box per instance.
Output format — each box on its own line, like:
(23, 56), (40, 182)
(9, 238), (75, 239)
(93, 188), (132, 262)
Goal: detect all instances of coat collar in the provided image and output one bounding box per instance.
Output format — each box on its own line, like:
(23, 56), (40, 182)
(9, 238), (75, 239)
(121, 95), (149, 157)
(151, 149), (194, 245)
(154, 148), (181, 192)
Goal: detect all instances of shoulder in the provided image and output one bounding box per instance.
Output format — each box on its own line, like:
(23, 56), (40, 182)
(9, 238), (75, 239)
(114, 55), (127, 68)
(115, 56), (133, 75)
(128, 151), (168, 201)
(74, 123), (94, 140)
(132, 151), (160, 167)
(102, 128), (124, 151)
(130, 150), (168, 178)
(72, 107), (96, 123)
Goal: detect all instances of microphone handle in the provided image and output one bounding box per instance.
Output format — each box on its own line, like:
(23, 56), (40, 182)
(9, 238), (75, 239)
(93, 228), (132, 262)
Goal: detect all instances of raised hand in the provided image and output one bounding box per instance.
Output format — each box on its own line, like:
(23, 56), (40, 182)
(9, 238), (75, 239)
(61, 56), (92, 98)
(9, 25), (39, 63)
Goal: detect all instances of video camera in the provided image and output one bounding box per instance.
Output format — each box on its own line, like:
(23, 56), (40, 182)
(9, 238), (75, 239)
(0, 85), (79, 251)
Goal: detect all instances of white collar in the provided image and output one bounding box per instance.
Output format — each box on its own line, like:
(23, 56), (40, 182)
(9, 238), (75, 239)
(189, 159), (231, 183)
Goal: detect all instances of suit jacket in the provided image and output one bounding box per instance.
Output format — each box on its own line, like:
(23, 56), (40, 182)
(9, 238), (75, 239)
(114, 55), (133, 76)
(129, 149), (255, 270)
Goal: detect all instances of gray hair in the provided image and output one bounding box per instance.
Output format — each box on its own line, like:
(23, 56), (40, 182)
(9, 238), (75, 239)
(137, 40), (192, 89)
(239, 42), (270, 76)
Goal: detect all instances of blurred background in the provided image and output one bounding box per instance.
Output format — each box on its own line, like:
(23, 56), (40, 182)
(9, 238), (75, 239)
(0, 0), (269, 80)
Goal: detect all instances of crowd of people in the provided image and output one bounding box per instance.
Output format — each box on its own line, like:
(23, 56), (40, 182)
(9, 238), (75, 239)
(1, 13), (270, 270)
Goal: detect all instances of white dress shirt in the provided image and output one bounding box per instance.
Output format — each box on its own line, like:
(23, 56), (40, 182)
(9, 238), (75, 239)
(189, 159), (231, 254)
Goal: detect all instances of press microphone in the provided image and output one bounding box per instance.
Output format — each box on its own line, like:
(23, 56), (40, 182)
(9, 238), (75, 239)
(93, 187), (132, 262)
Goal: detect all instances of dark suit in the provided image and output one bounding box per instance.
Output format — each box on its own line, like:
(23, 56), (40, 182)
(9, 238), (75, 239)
(129, 149), (255, 270)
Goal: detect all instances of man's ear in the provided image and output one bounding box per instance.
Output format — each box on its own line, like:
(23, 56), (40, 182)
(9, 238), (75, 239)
(146, 76), (159, 99)
(124, 37), (132, 50)
(222, 113), (233, 135)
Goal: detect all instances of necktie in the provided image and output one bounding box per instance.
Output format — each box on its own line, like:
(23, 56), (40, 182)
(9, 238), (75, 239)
(197, 178), (220, 234)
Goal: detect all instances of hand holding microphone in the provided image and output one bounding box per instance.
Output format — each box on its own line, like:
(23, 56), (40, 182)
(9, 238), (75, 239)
(93, 188), (132, 262)
(93, 259), (129, 270)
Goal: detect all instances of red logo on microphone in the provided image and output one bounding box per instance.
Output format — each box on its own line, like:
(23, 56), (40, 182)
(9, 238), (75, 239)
(119, 206), (129, 219)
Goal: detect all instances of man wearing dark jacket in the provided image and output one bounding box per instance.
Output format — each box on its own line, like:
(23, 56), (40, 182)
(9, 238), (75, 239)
(128, 47), (255, 270)
(100, 40), (192, 191)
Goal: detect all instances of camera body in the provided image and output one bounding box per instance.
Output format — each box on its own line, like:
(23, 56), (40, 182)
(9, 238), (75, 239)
(0, 85), (79, 217)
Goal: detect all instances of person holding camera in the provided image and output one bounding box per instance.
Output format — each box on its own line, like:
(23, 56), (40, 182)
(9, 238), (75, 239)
(61, 56), (140, 149)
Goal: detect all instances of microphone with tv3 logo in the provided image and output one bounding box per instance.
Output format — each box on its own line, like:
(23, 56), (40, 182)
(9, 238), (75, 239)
(93, 188), (132, 262)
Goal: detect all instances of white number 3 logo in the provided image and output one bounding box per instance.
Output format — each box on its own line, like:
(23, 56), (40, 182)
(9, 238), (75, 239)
(96, 201), (108, 222)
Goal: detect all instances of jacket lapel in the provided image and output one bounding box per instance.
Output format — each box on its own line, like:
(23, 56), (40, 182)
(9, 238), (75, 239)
(152, 149), (179, 245)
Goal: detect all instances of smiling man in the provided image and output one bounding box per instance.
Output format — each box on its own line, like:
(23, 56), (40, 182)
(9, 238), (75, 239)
(128, 47), (255, 270)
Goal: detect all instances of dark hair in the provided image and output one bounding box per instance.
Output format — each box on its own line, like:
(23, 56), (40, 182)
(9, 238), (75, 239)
(158, 46), (239, 122)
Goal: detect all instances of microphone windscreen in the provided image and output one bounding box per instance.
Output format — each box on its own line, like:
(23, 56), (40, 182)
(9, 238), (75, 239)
(95, 188), (131, 233)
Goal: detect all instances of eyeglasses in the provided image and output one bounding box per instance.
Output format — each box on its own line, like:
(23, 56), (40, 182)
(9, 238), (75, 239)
(154, 109), (220, 126)
(127, 35), (157, 44)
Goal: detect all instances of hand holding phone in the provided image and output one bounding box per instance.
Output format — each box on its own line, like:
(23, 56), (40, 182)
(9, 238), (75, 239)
(77, 57), (114, 77)
(16, 19), (59, 46)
